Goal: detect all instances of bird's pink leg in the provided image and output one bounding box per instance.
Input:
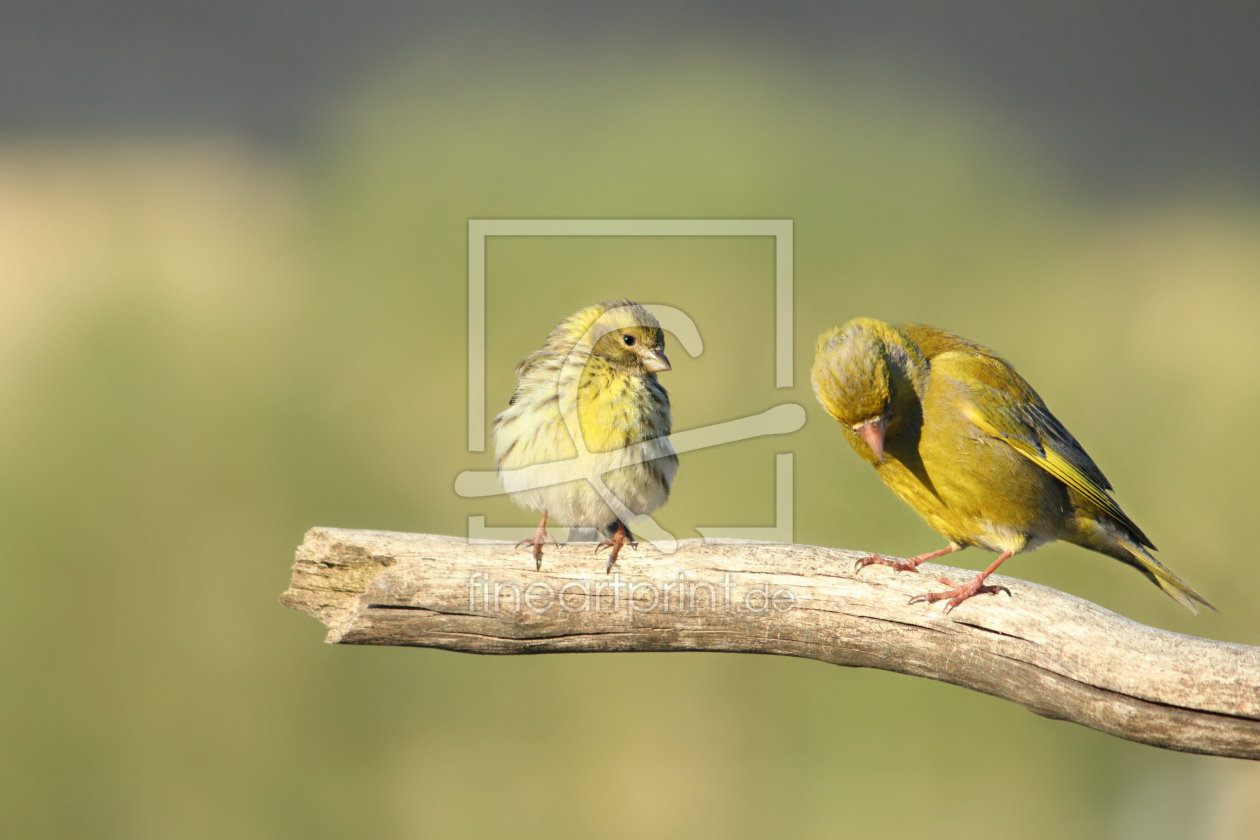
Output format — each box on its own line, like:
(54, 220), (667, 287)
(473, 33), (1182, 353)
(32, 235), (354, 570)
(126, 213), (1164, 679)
(910, 550), (1014, 612)
(595, 521), (635, 574)
(854, 544), (960, 575)
(516, 513), (558, 570)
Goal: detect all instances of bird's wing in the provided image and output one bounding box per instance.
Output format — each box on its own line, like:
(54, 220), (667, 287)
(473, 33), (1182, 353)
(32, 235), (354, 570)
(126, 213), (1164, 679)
(507, 349), (562, 405)
(514, 348), (553, 379)
(934, 348), (1153, 548)
(902, 323), (1114, 488)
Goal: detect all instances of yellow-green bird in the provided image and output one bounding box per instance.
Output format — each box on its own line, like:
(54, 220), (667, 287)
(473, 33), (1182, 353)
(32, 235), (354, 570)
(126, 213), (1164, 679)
(811, 317), (1212, 613)
(493, 299), (676, 571)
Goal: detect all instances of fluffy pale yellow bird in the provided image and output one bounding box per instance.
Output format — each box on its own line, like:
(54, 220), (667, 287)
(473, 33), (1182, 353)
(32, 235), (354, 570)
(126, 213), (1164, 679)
(811, 317), (1212, 613)
(493, 299), (676, 571)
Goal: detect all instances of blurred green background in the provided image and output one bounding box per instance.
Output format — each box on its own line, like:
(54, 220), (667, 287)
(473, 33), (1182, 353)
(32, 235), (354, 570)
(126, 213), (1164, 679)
(3, 4), (1260, 839)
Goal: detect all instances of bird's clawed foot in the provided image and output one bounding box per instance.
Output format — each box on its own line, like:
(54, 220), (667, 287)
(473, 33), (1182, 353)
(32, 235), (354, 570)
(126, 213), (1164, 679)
(516, 515), (559, 570)
(594, 522), (635, 573)
(853, 553), (924, 574)
(909, 575), (1012, 613)
(853, 545), (959, 576)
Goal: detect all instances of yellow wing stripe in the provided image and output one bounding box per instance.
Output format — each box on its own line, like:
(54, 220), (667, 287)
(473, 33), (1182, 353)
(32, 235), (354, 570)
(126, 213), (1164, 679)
(1000, 435), (1129, 525)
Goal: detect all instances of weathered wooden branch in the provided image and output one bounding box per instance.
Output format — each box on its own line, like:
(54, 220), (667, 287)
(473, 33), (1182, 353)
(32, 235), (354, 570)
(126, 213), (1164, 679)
(281, 527), (1260, 760)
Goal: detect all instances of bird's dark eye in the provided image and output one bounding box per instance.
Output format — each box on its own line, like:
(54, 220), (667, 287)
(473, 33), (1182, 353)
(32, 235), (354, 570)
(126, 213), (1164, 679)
(622, 334), (636, 347)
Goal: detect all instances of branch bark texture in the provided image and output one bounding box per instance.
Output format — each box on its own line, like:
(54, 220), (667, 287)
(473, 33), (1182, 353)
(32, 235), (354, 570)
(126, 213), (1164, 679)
(281, 527), (1260, 760)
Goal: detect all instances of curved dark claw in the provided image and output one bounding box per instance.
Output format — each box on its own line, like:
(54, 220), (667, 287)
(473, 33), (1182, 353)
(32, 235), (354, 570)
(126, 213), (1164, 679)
(593, 520), (635, 573)
(517, 517), (559, 571)
(516, 539), (550, 571)
(516, 534), (559, 550)
(596, 539), (621, 573)
(596, 536), (635, 572)
(853, 554), (881, 574)
(911, 580), (1012, 612)
(594, 539), (637, 552)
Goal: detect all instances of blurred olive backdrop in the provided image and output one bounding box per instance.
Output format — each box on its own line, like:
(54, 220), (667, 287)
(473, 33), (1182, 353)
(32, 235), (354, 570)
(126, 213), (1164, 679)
(4, 6), (1260, 839)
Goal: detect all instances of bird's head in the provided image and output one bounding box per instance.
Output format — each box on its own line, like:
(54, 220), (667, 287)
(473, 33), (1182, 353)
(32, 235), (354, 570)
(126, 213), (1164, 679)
(587, 300), (671, 374)
(811, 317), (926, 463)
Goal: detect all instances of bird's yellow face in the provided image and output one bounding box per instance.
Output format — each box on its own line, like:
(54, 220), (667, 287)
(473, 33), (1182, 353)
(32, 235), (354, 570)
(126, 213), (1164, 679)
(591, 313), (670, 374)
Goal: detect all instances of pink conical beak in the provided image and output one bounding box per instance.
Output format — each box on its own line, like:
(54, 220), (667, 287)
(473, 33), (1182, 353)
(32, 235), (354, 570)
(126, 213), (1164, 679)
(857, 416), (886, 462)
(641, 349), (671, 372)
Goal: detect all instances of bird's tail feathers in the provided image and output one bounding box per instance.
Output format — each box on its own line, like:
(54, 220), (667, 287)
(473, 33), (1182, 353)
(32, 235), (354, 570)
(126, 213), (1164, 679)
(1073, 519), (1214, 613)
(1118, 537), (1214, 614)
